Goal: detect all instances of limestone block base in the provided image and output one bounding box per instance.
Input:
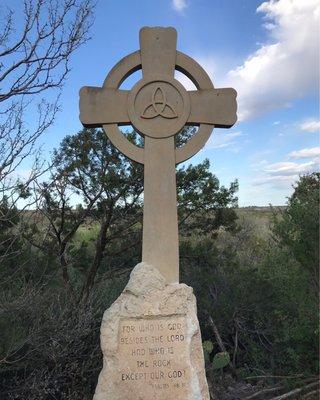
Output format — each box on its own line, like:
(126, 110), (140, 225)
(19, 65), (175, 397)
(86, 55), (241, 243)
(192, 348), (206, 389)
(93, 262), (210, 400)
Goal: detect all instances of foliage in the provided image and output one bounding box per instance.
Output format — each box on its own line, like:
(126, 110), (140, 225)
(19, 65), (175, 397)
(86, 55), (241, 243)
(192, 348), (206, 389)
(181, 175), (318, 379)
(212, 352), (230, 370)
(24, 127), (238, 304)
(203, 340), (214, 354)
(177, 158), (239, 238)
(203, 340), (214, 362)
(25, 128), (144, 302)
(272, 172), (319, 295)
(0, 0), (96, 291)
(0, 153), (318, 398)
(0, 273), (126, 400)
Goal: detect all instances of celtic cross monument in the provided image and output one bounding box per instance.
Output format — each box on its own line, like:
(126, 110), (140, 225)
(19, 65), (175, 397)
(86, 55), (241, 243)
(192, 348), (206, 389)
(80, 27), (237, 400)
(80, 27), (237, 284)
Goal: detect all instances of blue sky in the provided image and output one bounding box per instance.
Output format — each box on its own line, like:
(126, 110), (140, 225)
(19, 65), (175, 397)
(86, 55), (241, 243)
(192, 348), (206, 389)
(10, 0), (320, 206)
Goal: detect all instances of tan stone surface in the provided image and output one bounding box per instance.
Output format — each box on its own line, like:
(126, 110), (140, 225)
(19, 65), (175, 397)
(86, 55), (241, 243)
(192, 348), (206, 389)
(142, 136), (179, 285)
(93, 263), (210, 400)
(79, 27), (237, 283)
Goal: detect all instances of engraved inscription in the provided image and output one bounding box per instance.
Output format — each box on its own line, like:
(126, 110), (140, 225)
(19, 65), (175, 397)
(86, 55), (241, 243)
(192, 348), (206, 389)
(118, 316), (190, 399)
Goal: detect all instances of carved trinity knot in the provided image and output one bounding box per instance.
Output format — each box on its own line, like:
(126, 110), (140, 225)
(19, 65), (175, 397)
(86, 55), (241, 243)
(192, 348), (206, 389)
(141, 86), (178, 119)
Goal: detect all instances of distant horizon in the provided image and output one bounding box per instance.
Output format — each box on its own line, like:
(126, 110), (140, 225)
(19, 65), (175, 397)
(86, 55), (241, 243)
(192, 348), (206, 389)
(18, 203), (288, 211)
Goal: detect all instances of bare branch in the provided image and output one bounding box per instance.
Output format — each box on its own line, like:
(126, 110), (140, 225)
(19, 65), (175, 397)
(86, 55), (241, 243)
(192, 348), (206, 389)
(0, 0), (94, 101)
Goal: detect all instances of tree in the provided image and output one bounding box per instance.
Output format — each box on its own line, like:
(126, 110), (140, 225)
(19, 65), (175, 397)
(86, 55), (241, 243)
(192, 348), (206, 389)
(26, 127), (239, 302)
(182, 208), (318, 379)
(177, 159), (238, 238)
(0, 0), (95, 298)
(272, 172), (319, 295)
(27, 128), (144, 302)
(0, 0), (94, 205)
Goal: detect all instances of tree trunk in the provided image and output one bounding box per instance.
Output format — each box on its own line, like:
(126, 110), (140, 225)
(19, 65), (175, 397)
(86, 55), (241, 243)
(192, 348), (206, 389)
(81, 206), (113, 302)
(208, 315), (237, 376)
(59, 244), (76, 302)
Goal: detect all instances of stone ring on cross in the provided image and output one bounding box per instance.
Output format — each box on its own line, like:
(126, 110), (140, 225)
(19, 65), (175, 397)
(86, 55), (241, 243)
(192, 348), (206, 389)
(79, 27), (237, 283)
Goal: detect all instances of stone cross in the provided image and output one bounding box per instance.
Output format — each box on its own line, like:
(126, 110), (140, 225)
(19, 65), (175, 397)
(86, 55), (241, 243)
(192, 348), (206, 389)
(79, 27), (237, 283)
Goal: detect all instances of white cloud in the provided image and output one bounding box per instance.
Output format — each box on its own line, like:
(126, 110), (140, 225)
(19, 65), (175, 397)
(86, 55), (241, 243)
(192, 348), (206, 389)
(289, 147), (320, 159)
(172, 0), (187, 12)
(207, 130), (245, 150)
(299, 119), (320, 132)
(225, 0), (320, 120)
(253, 174), (298, 188)
(263, 160), (318, 176)
(252, 147), (319, 189)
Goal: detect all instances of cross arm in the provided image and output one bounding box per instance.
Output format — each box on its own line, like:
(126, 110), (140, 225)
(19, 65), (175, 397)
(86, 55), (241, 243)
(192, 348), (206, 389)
(188, 88), (237, 127)
(79, 86), (130, 127)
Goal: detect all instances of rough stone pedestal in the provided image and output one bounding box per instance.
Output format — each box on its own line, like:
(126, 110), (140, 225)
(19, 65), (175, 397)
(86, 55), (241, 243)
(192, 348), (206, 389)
(93, 263), (210, 400)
